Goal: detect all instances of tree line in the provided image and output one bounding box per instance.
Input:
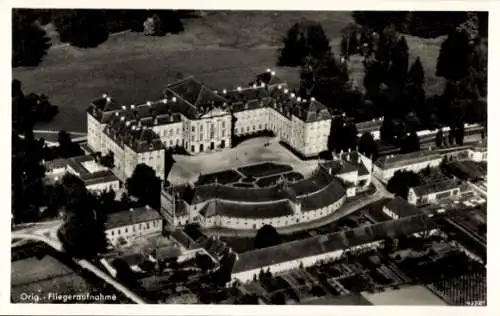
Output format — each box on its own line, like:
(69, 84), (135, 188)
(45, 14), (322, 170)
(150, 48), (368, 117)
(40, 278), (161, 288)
(277, 11), (487, 156)
(13, 9), (188, 67)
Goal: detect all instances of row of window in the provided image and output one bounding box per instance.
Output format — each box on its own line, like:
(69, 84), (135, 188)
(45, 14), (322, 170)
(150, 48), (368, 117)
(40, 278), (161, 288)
(108, 220), (161, 236)
(163, 138), (182, 147)
(189, 140), (226, 153)
(234, 124), (266, 133)
(191, 121), (226, 133)
(190, 130), (226, 142)
(209, 202), (342, 227)
(159, 127), (181, 137)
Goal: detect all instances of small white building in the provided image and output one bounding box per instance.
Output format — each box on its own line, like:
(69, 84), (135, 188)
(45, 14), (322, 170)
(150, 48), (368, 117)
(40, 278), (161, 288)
(467, 143), (487, 162)
(105, 206), (164, 247)
(373, 150), (443, 183)
(408, 179), (462, 206)
(382, 197), (423, 220)
(43, 155), (120, 194)
(319, 151), (373, 195)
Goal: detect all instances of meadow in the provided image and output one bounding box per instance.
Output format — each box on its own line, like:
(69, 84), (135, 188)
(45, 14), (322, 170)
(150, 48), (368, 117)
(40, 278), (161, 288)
(13, 11), (445, 132)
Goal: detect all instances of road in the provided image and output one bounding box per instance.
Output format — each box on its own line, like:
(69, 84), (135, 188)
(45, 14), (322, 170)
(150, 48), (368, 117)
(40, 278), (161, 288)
(202, 177), (393, 237)
(11, 223), (146, 304)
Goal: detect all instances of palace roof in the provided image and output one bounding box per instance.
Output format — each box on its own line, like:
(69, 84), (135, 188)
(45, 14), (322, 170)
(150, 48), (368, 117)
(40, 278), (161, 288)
(411, 179), (461, 197)
(374, 150), (442, 170)
(105, 207), (162, 230)
(199, 200), (295, 219)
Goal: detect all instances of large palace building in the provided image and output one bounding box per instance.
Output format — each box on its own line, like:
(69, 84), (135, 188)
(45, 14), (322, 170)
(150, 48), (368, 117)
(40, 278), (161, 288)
(87, 70), (332, 181)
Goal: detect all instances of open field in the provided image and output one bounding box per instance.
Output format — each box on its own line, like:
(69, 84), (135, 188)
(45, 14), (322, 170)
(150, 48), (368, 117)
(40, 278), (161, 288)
(11, 255), (97, 303)
(13, 11), (445, 133)
(361, 285), (448, 305)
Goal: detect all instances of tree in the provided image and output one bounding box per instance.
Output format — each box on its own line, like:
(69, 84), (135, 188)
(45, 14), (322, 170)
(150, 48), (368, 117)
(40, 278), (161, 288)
(143, 16), (157, 36)
(448, 130), (455, 146)
(100, 151), (115, 168)
(57, 174), (108, 259)
(352, 11), (411, 33)
(126, 164), (161, 209)
(363, 56), (388, 97)
(124, 10), (150, 32)
(435, 128), (444, 147)
(254, 224), (281, 249)
(12, 80), (35, 135)
(156, 10), (184, 35)
(436, 29), (473, 81)
(340, 24), (362, 57)
(406, 57), (428, 126)
(387, 36), (409, 90)
(53, 10), (109, 48)
(327, 116), (345, 152)
(278, 21), (330, 67)
(358, 132), (378, 159)
(455, 122), (465, 145)
(300, 52), (349, 110)
(12, 9), (52, 67)
(387, 170), (421, 199)
(57, 130), (84, 158)
(12, 133), (46, 223)
(400, 131), (420, 154)
(380, 117), (395, 143)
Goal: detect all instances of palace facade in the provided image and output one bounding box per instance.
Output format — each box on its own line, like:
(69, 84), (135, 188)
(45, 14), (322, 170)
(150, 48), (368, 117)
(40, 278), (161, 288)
(87, 70), (332, 181)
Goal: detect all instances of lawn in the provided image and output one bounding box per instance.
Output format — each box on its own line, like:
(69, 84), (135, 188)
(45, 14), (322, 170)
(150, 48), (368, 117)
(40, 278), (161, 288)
(197, 169), (242, 185)
(11, 255), (97, 303)
(13, 11), (445, 133)
(256, 171), (304, 187)
(238, 162), (293, 178)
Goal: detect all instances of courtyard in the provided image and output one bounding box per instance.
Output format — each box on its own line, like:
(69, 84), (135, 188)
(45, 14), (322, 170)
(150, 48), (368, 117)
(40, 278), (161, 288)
(168, 138), (318, 185)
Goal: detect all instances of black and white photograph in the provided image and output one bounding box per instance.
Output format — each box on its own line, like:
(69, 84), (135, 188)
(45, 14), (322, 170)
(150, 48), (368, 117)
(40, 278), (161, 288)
(8, 5), (490, 310)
